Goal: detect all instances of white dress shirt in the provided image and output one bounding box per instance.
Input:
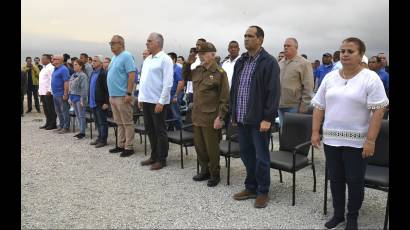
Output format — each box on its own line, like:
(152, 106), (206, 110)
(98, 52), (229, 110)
(222, 55), (240, 89)
(186, 55), (201, 94)
(38, 63), (55, 95)
(138, 51), (174, 105)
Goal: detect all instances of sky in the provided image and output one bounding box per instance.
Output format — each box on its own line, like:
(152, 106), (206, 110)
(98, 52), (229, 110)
(21, 0), (389, 68)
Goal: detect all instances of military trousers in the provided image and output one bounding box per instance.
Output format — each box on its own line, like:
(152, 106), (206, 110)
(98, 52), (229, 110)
(193, 125), (221, 176)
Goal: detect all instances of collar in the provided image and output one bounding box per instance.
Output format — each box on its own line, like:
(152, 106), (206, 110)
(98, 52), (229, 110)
(201, 61), (218, 72)
(244, 47), (263, 59)
(151, 50), (165, 59)
(227, 55), (240, 63)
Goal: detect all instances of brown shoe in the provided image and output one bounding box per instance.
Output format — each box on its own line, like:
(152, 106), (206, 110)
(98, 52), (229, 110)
(254, 194), (269, 208)
(140, 158), (155, 166)
(150, 162), (164, 170)
(233, 189), (257, 200)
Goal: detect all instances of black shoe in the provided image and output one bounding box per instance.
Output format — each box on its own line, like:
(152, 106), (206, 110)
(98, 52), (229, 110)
(109, 147), (124, 153)
(345, 218), (358, 230)
(36, 109), (41, 113)
(76, 133), (85, 139)
(120, 149), (135, 157)
(193, 173), (210, 181)
(345, 215), (358, 230)
(39, 125), (47, 129)
(207, 176), (220, 187)
(95, 142), (107, 148)
(45, 125), (57, 130)
(90, 140), (99, 145)
(25, 109), (32, 113)
(325, 216), (345, 229)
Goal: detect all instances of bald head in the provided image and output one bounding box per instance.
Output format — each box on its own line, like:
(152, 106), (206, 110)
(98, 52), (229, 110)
(52, 54), (64, 67)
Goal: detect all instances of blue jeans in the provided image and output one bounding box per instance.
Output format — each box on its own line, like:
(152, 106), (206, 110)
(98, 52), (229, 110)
(170, 101), (182, 130)
(92, 106), (108, 143)
(278, 107), (299, 127)
(238, 123), (271, 195)
(53, 96), (70, 129)
(73, 101), (86, 134)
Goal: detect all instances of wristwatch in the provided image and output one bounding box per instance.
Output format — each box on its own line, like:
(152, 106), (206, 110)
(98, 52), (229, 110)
(126, 92), (132, 96)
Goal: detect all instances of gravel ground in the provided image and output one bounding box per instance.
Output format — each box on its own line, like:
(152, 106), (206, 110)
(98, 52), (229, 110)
(21, 110), (388, 229)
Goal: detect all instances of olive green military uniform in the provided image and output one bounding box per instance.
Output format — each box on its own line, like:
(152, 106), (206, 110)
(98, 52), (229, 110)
(182, 60), (229, 177)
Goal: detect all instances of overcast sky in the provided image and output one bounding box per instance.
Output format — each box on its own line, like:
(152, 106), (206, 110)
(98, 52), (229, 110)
(21, 0), (389, 67)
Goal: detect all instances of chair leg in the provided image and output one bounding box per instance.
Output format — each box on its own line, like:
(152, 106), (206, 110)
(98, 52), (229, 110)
(225, 156), (228, 168)
(324, 165), (328, 215)
(90, 122), (93, 139)
(312, 163), (317, 192)
(292, 170), (296, 206)
(384, 191), (389, 230)
(144, 133), (147, 156)
(185, 146), (188, 156)
(139, 133), (142, 144)
(114, 127), (118, 148)
(180, 144), (184, 169)
(227, 156), (230, 185)
(196, 159), (199, 174)
(279, 170), (283, 183)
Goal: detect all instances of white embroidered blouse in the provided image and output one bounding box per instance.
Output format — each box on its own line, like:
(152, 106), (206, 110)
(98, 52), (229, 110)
(311, 68), (389, 148)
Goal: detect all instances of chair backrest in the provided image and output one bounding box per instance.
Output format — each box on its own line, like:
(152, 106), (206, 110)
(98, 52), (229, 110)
(367, 120), (389, 167)
(279, 112), (312, 156)
(183, 108), (194, 132)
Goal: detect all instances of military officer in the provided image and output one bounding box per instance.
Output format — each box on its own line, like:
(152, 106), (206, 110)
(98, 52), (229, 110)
(182, 42), (229, 187)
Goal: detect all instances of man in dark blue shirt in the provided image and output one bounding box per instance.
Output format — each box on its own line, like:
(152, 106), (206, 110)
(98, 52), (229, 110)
(369, 56), (389, 96)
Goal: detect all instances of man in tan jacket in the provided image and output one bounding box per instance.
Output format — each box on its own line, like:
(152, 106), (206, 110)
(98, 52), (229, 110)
(278, 37), (314, 127)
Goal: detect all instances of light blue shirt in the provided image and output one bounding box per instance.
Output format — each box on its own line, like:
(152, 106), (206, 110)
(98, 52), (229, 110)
(107, 50), (136, 96)
(332, 61), (342, 71)
(138, 51), (174, 104)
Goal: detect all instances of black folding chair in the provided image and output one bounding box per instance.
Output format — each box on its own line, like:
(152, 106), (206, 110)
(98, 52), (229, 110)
(269, 112), (316, 206)
(219, 123), (240, 185)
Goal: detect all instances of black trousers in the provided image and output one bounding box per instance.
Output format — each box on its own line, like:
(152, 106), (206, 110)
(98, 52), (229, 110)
(142, 103), (169, 163)
(324, 144), (368, 220)
(21, 92), (25, 115)
(40, 95), (57, 127)
(27, 85), (40, 111)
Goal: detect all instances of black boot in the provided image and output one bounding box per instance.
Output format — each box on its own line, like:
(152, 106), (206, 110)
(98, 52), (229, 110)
(207, 172), (220, 187)
(193, 173), (210, 181)
(345, 213), (358, 230)
(325, 216), (345, 229)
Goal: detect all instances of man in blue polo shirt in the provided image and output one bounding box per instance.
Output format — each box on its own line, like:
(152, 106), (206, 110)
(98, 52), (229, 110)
(167, 52), (184, 130)
(369, 56), (389, 96)
(51, 54), (71, 133)
(107, 35), (136, 157)
(314, 52), (334, 91)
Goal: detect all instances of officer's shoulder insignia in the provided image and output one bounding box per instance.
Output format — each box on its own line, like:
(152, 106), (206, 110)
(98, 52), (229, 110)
(217, 68), (225, 73)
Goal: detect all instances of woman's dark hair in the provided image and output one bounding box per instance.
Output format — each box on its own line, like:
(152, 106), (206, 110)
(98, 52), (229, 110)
(74, 59), (86, 71)
(342, 37), (366, 55)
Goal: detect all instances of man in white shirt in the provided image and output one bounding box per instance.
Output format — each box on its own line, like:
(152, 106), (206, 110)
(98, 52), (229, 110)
(38, 54), (57, 130)
(185, 38), (206, 104)
(138, 32), (174, 170)
(221, 40), (240, 89)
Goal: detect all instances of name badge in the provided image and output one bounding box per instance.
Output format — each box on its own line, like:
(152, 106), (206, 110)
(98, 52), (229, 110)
(210, 75), (214, 80)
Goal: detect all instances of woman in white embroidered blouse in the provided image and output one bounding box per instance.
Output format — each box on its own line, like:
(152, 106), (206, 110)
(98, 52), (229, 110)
(311, 37), (388, 230)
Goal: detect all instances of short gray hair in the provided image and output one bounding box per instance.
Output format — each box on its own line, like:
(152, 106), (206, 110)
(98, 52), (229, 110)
(112, 35), (125, 47)
(151, 32), (164, 49)
(286, 37), (299, 49)
(94, 55), (104, 63)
